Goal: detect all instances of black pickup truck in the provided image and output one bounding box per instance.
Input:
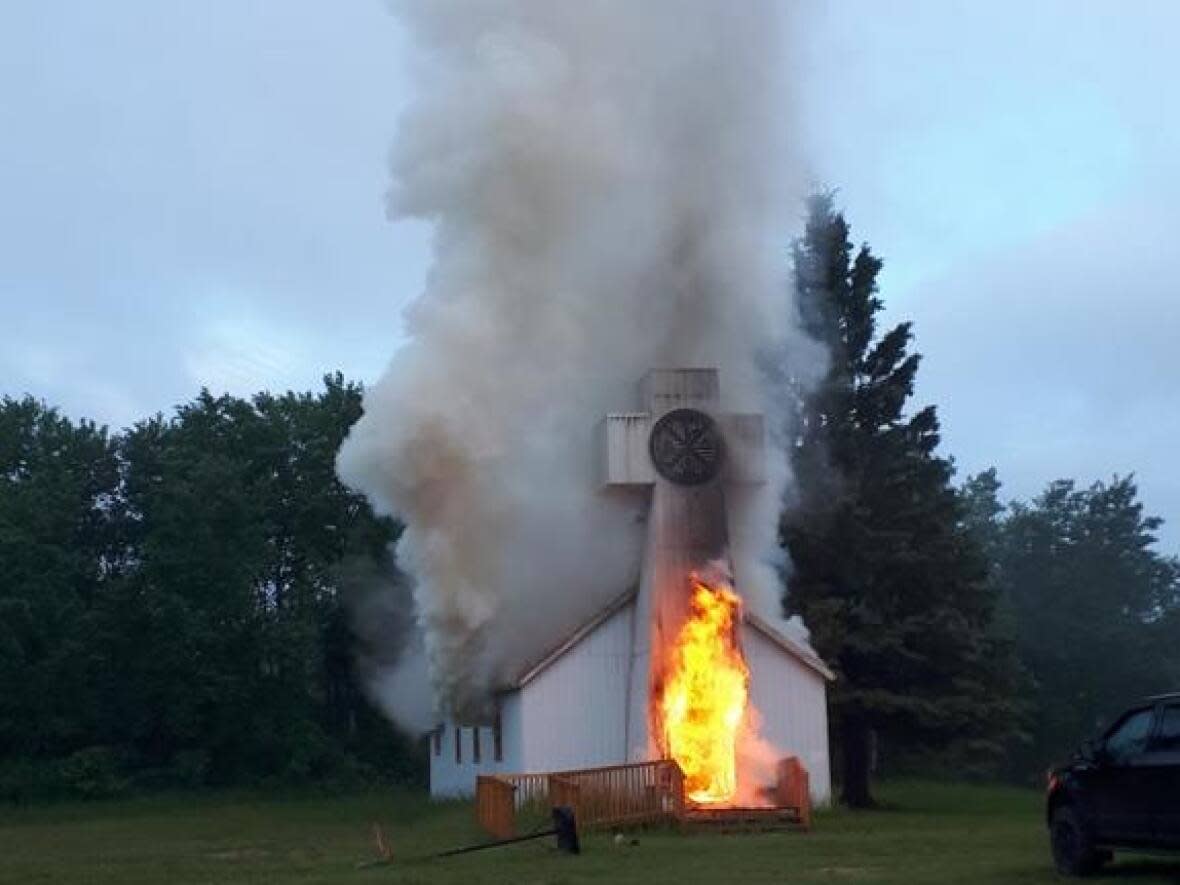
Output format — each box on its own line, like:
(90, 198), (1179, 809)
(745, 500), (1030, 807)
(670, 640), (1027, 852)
(1047, 693), (1180, 875)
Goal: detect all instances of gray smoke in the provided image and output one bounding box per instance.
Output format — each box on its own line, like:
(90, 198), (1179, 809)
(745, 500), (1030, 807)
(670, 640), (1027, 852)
(337, 0), (823, 723)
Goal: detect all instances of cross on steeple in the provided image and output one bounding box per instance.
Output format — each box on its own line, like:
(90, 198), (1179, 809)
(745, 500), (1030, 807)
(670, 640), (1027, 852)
(599, 369), (765, 759)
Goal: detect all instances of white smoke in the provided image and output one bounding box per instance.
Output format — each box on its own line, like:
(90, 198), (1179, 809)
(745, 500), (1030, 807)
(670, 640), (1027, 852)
(338, 0), (823, 722)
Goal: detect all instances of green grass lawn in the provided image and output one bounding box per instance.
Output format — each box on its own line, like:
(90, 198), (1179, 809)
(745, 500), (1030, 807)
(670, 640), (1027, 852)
(1, 780), (1177, 884)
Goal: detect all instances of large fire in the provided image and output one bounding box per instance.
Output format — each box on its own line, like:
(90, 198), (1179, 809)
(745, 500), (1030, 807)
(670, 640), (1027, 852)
(658, 574), (750, 804)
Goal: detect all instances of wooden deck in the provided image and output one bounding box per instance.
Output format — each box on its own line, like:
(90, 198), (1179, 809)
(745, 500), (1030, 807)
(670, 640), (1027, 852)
(475, 756), (811, 838)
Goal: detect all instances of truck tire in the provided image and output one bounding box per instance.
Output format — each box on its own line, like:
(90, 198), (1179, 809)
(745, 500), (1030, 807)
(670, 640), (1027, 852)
(1050, 805), (1103, 877)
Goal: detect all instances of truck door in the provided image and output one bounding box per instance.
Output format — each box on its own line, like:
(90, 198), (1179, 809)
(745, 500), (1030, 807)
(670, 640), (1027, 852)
(1090, 707), (1156, 843)
(1147, 703), (1180, 845)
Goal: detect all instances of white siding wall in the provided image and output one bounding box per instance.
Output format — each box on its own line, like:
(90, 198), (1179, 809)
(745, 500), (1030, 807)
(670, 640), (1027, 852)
(742, 624), (833, 806)
(429, 693), (523, 798)
(519, 604), (633, 772)
(429, 607), (834, 807)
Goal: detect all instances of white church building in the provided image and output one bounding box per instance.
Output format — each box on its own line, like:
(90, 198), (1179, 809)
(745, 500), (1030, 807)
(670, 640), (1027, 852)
(429, 370), (834, 804)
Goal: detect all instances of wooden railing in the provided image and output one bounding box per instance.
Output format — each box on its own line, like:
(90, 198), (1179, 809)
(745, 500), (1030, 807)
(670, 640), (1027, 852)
(476, 756), (811, 837)
(476, 759), (684, 837)
(776, 755), (812, 829)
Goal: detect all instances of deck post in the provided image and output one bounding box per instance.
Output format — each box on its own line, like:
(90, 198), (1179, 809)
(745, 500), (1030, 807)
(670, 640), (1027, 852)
(776, 756), (812, 830)
(548, 775), (581, 823)
(668, 760), (686, 821)
(475, 775), (517, 839)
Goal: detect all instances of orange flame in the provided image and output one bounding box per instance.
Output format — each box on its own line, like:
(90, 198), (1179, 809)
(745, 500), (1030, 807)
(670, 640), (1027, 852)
(658, 575), (750, 804)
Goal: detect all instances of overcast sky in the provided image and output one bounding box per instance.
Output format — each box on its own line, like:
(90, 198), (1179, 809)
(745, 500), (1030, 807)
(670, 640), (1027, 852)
(1, 1), (1177, 553)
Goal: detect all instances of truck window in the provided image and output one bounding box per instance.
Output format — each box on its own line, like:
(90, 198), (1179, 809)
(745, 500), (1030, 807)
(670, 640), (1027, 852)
(1105, 708), (1154, 763)
(1151, 704), (1180, 754)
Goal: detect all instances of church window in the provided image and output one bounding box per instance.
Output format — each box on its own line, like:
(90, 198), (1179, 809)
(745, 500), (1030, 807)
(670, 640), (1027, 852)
(493, 708), (503, 762)
(432, 725), (441, 757)
(454, 725), (462, 763)
(473, 726), (481, 763)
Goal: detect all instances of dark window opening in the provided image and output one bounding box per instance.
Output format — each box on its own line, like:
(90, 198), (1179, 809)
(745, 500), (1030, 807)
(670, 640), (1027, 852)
(1153, 705), (1180, 753)
(1104, 708), (1154, 763)
(433, 725), (442, 757)
(473, 726), (481, 764)
(493, 707), (503, 762)
(454, 725), (462, 764)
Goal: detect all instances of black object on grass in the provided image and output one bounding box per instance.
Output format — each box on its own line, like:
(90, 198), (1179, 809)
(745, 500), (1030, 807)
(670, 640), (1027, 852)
(434, 806), (580, 858)
(552, 806), (580, 854)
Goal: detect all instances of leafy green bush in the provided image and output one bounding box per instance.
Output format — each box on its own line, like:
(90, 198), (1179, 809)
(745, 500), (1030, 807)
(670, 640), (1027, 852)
(57, 747), (129, 799)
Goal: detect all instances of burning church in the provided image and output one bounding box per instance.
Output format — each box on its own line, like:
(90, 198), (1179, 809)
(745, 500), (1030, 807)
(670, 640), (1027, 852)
(336, 1), (835, 819)
(427, 369), (833, 805)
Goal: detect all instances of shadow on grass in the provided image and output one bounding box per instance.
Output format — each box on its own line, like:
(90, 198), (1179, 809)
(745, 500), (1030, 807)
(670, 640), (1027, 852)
(1102, 856), (1180, 880)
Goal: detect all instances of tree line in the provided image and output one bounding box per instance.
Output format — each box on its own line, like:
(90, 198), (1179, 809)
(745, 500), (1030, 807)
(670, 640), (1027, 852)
(1, 196), (1176, 804)
(0, 377), (418, 799)
(783, 194), (1180, 805)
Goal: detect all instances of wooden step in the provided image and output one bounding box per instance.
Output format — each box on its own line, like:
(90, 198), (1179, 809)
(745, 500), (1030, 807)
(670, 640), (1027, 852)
(680, 805), (806, 833)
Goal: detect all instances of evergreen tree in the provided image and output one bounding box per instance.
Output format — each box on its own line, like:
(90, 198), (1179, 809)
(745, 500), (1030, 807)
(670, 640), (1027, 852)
(781, 194), (1018, 807)
(959, 469), (1005, 565)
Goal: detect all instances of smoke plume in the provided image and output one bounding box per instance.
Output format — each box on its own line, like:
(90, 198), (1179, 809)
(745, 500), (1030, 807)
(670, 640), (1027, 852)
(338, 0), (822, 722)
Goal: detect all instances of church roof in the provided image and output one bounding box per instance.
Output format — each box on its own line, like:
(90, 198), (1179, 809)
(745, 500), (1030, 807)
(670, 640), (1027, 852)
(507, 587), (835, 690)
(512, 586), (639, 689)
(743, 611), (836, 682)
